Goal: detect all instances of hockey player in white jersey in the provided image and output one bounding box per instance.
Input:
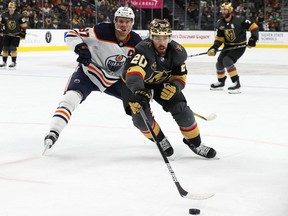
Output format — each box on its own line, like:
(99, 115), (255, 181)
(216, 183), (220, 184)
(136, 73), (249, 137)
(43, 7), (142, 154)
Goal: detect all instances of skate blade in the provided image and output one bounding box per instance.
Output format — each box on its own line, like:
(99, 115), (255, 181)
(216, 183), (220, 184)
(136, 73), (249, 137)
(210, 87), (224, 91)
(42, 140), (53, 155)
(228, 89), (241, 94)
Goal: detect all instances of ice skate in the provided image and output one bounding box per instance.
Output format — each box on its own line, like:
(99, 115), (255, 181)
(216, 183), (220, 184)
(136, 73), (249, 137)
(159, 137), (174, 157)
(183, 138), (216, 159)
(228, 81), (241, 94)
(210, 76), (226, 91)
(43, 131), (59, 155)
(8, 62), (16, 70)
(0, 62), (7, 69)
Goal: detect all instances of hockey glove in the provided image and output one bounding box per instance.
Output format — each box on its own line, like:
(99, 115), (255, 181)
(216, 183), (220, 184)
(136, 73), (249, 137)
(18, 29), (26, 40)
(160, 83), (178, 100)
(129, 89), (151, 114)
(74, 43), (92, 66)
(247, 37), (256, 48)
(207, 46), (217, 56)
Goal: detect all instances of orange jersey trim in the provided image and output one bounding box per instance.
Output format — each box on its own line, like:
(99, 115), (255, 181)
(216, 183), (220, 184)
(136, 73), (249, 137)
(87, 64), (114, 86)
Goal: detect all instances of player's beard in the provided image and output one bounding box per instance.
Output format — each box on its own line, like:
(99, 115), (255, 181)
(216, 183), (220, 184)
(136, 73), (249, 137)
(155, 45), (167, 56)
(222, 12), (231, 19)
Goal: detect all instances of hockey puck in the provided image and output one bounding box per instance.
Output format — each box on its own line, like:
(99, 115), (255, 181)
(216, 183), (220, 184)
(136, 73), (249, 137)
(189, 208), (200, 215)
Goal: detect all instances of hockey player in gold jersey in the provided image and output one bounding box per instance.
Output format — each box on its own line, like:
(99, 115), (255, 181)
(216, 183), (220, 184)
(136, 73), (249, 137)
(0, 2), (27, 69)
(208, 2), (259, 94)
(121, 19), (216, 159)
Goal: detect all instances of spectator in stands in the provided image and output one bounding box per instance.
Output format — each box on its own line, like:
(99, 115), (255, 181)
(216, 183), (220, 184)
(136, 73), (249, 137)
(255, 12), (265, 31)
(186, 2), (199, 23)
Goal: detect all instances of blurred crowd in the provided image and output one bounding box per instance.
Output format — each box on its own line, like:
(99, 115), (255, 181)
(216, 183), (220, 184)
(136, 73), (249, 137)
(182, 0), (285, 31)
(0, 0), (122, 29)
(0, 0), (285, 31)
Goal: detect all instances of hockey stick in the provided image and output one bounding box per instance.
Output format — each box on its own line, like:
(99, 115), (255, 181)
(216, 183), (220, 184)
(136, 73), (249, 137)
(0, 33), (21, 38)
(188, 44), (247, 58)
(194, 112), (217, 121)
(139, 108), (215, 200)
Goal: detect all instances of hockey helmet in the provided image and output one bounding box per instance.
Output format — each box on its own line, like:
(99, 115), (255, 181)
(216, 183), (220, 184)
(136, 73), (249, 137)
(114, 7), (135, 25)
(149, 19), (172, 40)
(8, 1), (16, 8)
(221, 2), (233, 11)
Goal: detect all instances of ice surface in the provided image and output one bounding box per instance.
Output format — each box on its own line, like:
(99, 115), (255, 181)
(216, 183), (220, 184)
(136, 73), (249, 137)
(0, 48), (287, 216)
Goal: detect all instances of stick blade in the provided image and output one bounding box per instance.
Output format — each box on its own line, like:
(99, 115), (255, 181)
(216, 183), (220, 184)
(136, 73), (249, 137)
(183, 192), (215, 200)
(206, 113), (217, 121)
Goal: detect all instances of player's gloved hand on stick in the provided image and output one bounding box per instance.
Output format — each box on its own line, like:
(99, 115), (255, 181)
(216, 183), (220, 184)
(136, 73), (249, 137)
(160, 83), (178, 100)
(74, 43), (92, 66)
(207, 46), (217, 56)
(247, 37), (256, 48)
(18, 29), (26, 40)
(129, 89), (151, 114)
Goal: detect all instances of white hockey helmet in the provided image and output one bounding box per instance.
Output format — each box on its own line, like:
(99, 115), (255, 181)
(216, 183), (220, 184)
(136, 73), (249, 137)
(114, 7), (135, 25)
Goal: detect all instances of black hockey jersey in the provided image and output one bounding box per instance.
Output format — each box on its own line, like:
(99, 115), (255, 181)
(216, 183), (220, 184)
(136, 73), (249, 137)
(122, 39), (188, 93)
(1, 12), (27, 34)
(213, 16), (259, 47)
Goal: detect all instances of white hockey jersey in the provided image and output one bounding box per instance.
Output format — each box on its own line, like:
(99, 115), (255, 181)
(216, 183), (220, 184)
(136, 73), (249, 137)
(65, 23), (142, 91)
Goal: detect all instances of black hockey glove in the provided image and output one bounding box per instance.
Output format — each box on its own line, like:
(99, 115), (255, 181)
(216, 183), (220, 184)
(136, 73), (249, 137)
(74, 43), (92, 66)
(160, 83), (179, 100)
(129, 89), (151, 114)
(18, 29), (26, 40)
(247, 37), (256, 48)
(207, 45), (217, 56)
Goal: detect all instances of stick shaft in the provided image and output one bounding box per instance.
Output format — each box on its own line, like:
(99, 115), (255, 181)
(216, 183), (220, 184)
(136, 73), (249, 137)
(138, 108), (188, 197)
(188, 44), (246, 58)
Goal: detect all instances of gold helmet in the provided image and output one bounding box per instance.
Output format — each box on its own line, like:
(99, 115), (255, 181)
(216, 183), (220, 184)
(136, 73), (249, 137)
(221, 2), (233, 11)
(8, 2), (16, 8)
(149, 19), (172, 39)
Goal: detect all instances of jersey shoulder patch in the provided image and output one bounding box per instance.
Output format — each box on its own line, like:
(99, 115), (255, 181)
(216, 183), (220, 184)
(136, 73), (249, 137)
(135, 39), (154, 55)
(170, 40), (187, 64)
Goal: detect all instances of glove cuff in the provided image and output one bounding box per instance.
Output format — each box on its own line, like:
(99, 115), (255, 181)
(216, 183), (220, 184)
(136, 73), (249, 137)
(211, 45), (219, 50)
(166, 82), (180, 93)
(74, 43), (88, 54)
(134, 89), (151, 101)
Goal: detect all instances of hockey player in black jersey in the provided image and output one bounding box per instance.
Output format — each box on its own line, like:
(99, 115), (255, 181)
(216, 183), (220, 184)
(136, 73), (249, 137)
(121, 19), (216, 159)
(0, 2), (27, 69)
(208, 2), (259, 94)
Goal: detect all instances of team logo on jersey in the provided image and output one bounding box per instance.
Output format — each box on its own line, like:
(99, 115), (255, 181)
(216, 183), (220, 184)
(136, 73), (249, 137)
(151, 62), (157, 70)
(224, 29), (236, 42)
(7, 20), (16, 30)
(146, 70), (170, 84)
(105, 55), (127, 72)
